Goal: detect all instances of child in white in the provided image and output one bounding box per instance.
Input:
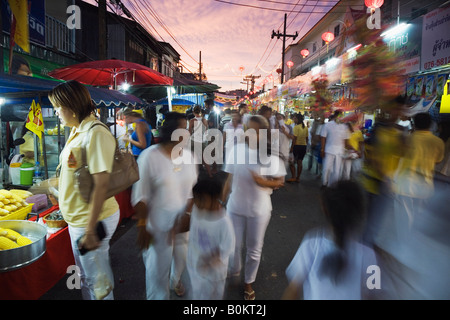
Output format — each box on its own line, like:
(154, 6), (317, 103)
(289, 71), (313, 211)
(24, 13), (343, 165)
(187, 177), (235, 300)
(283, 180), (380, 300)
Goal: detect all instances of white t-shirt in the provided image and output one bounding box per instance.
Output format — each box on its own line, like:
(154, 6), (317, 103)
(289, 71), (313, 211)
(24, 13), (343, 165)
(320, 120), (350, 155)
(223, 122), (245, 151)
(224, 142), (286, 217)
(278, 121), (292, 160)
(110, 124), (127, 149)
(187, 206), (235, 281)
(285, 228), (378, 300)
(131, 144), (198, 232)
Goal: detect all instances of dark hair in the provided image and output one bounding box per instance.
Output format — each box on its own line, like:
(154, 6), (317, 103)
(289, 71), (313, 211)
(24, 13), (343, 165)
(193, 105), (202, 115)
(258, 105), (272, 116)
(238, 103), (247, 111)
(160, 112), (186, 144)
(413, 112), (432, 130)
(193, 176), (224, 201)
(297, 113), (305, 128)
(318, 180), (366, 284)
(11, 55), (31, 75)
(205, 98), (214, 107)
(48, 80), (96, 123)
(248, 115), (272, 155)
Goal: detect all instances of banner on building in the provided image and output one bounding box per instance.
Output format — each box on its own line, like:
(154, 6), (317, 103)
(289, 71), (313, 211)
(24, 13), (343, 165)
(421, 5), (450, 71)
(436, 74), (448, 96)
(2, 0), (46, 47)
(425, 74), (436, 97)
(415, 75), (424, 96)
(406, 77), (415, 97)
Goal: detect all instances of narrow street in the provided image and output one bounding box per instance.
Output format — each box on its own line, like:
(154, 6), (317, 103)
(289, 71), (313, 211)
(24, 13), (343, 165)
(40, 159), (327, 300)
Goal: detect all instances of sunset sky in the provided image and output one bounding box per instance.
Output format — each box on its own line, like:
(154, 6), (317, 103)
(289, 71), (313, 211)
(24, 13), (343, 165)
(84, 0), (339, 92)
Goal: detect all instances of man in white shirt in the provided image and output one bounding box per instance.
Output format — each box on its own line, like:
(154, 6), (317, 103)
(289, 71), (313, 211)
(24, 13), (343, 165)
(320, 110), (350, 187)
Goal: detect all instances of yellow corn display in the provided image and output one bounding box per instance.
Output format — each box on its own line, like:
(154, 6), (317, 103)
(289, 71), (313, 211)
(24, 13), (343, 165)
(0, 236), (20, 250)
(0, 228), (33, 247)
(0, 189), (32, 219)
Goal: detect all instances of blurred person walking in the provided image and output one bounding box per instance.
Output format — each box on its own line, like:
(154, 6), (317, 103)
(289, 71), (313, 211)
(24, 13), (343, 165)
(49, 80), (120, 300)
(320, 110), (350, 187)
(375, 113), (445, 263)
(223, 115), (286, 300)
(342, 121), (364, 180)
(131, 112), (198, 300)
(189, 105), (211, 176)
(282, 180), (380, 300)
(187, 177), (235, 300)
(287, 113), (308, 183)
(122, 107), (152, 159)
(223, 109), (245, 162)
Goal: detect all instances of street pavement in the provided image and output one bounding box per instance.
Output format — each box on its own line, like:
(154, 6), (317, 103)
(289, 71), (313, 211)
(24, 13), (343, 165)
(39, 158), (327, 300)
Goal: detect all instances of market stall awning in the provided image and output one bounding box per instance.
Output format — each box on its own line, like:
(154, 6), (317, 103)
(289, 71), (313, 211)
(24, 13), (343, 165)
(150, 98), (196, 106)
(0, 73), (143, 108)
(129, 77), (220, 101)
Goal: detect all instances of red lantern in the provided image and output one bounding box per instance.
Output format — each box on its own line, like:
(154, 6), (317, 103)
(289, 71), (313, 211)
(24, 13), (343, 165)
(321, 32), (335, 44)
(276, 68), (282, 74)
(365, 0), (384, 9)
(239, 65), (245, 73)
(286, 60), (294, 68)
(300, 49), (309, 58)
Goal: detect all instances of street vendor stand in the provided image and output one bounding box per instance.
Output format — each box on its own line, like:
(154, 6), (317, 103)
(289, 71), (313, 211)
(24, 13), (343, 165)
(0, 74), (144, 299)
(0, 205), (73, 300)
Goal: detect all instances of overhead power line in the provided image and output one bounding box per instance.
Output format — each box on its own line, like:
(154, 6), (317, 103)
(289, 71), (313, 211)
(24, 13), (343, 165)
(213, 0), (337, 13)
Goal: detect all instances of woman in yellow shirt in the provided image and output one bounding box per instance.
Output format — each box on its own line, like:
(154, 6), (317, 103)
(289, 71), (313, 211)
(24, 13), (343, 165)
(288, 113), (308, 182)
(342, 122), (364, 180)
(49, 80), (120, 300)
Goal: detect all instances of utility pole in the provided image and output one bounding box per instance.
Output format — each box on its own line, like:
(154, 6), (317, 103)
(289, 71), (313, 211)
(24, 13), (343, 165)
(271, 13), (298, 84)
(199, 51), (202, 81)
(98, 0), (107, 60)
(98, 0), (108, 124)
(244, 74), (261, 93)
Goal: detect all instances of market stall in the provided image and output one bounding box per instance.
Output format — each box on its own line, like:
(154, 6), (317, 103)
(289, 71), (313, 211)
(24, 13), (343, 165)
(0, 205), (73, 300)
(0, 73), (143, 187)
(0, 72), (145, 299)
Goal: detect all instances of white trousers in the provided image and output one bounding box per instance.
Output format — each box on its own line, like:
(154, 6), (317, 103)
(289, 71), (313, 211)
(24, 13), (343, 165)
(68, 210), (120, 300)
(322, 153), (344, 187)
(142, 231), (188, 300)
(228, 211), (271, 284)
(342, 158), (362, 180)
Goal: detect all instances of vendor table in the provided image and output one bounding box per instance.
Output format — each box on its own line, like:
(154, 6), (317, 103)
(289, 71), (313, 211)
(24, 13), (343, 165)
(0, 206), (74, 300)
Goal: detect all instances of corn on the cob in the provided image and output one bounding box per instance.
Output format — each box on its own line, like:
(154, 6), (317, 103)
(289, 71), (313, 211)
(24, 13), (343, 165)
(0, 209), (8, 216)
(0, 228), (33, 246)
(10, 189), (33, 198)
(16, 237), (32, 246)
(0, 228), (21, 241)
(0, 236), (20, 250)
(0, 190), (13, 198)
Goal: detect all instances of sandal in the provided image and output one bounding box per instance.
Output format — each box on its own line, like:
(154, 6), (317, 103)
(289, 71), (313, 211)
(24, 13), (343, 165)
(174, 281), (185, 297)
(286, 178), (297, 183)
(244, 290), (255, 300)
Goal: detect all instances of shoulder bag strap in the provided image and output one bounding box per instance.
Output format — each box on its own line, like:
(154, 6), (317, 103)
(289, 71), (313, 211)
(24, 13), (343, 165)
(80, 121), (118, 169)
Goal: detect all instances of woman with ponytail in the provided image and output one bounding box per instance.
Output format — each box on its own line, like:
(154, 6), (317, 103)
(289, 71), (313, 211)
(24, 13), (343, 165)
(282, 180), (380, 300)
